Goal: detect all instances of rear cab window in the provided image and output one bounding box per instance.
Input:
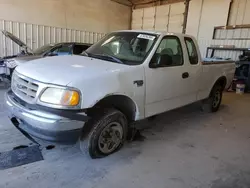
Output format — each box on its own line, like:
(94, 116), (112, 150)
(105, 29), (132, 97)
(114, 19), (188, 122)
(184, 37), (199, 65)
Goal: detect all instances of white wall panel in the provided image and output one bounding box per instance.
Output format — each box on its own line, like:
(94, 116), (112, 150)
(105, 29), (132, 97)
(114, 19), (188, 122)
(170, 2), (185, 14)
(168, 15), (184, 33)
(229, 0), (238, 25)
(0, 0), (130, 57)
(228, 0), (250, 25)
(132, 9), (144, 30)
(187, 0), (250, 59)
(197, 0), (230, 40)
(155, 5), (170, 31)
(186, 0), (230, 39)
(0, 19), (105, 57)
(235, 0), (246, 25)
(142, 7), (156, 30)
(186, 0), (203, 38)
(0, 0), (131, 34)
(168, 2), (185, 33)
(227, 0), (250, 40)
(243, 0), (250, 24)
(132, 2), (185, 33)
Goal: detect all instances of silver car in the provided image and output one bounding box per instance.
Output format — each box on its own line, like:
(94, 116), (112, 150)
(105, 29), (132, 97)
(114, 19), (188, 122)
(0, 30), (91, 80)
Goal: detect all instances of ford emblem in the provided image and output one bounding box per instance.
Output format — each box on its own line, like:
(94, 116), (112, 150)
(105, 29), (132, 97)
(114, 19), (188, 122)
(16, 84), (25, 90)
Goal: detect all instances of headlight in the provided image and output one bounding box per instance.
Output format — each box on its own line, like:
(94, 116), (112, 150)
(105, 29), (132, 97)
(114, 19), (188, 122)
(5, 60), (17, 69)
(40, 87), (81, 107)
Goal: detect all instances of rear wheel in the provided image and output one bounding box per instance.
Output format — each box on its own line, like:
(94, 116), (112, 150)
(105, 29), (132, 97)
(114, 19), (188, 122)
(202, 85), (223, 113)
(79, 108), (128, 159)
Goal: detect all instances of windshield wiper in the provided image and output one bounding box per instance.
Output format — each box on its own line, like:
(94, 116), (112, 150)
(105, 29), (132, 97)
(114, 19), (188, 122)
(96, 54), (124, 64)
(81, 51), (90, 57)
(81, 52), (124, 64)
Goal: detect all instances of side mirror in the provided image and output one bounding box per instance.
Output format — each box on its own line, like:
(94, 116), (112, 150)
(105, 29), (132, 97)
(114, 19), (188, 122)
(149, 54), (173, 68)
(149, 62), (159, 68)
(149, 54), (160, 68)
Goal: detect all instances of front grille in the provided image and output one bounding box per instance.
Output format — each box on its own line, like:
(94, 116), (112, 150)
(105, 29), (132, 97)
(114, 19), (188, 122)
(12, 72), (39, 103)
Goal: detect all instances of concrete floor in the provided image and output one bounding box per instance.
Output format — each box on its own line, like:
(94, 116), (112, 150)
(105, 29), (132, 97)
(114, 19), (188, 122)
(0, 86), (250, 188)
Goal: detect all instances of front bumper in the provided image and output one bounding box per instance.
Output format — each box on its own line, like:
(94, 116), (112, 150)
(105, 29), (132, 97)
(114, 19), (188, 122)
(5, 90), (88, 144)
(0, 65), (10, 76)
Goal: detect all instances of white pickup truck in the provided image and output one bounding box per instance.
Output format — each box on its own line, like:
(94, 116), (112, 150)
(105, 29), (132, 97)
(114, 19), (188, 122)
(5, 30), (235, 158)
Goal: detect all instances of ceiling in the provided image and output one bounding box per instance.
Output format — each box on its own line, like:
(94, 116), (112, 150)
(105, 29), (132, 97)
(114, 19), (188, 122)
(111, 0), (184, 8)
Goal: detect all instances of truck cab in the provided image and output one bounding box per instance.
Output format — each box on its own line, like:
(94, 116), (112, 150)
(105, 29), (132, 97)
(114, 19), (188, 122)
(5, 30), (235, 158)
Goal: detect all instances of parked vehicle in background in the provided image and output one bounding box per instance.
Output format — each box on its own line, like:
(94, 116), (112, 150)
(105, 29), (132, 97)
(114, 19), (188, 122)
(0, 30), (91, 80)
(5, 30), (235, 158)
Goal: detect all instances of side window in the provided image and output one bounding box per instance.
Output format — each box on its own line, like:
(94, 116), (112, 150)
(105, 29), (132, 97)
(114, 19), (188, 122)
(51, 45), (71, 55)
(73, 45), (89, 55)
(185, 37), (198, 65)
(152, 36), (183, 67)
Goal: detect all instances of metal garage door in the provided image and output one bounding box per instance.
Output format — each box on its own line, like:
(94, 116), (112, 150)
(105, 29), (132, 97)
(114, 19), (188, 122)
(132, 2), (185, 33)
(0, 19), (105, 57)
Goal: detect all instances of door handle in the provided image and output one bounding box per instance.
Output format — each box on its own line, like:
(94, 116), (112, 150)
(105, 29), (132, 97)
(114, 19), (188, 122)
(182, 72), (189, 79)
(134, 80), (144, 87)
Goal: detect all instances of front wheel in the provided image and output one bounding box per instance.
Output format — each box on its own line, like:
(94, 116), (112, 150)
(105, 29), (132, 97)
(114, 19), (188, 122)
(202, 85), (223, 113)
(79, 108), (128, 159)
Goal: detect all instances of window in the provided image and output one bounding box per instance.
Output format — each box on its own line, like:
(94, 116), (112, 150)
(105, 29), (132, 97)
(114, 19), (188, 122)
(85, 32), (158, 65)
(151, 36), (183, 67)
(73, 45), (89, 55)
(51, 45), (71, 55)
(33, 44), (57, 55)
(185, 37), (198, 65)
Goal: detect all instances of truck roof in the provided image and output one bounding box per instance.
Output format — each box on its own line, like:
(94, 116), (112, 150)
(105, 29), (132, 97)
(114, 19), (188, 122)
(116, 30), (194, 39)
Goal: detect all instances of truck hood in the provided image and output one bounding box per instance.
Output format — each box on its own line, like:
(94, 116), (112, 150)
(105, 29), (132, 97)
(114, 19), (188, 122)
(2, 30), (33, 54)
(14, 55), (42, 64)
(2, 30), (28, 49)
(15, 55), (128, 86)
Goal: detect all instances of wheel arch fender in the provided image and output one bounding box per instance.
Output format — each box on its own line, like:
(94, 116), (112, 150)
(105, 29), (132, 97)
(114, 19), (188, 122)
(214, 76), (227, 89)
(86, 94), (140, 122)
(209, 76), (227, 96)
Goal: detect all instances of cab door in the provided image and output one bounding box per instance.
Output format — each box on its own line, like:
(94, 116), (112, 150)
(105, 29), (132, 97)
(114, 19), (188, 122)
(145, 36), (189, 117)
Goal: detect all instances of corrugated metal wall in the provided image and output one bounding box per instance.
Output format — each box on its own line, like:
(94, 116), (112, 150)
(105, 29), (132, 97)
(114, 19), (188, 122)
(186, 0), (250, 60)
(186, 0), (230, 39)
(198, 39), (250, 60)
(214, 0), (250, 40)
(131, 2), (185, 33)
(214, 27), (250, 40)
(0, 0), (131, 34)
(132, 0), (245, 60)
(0, 19), (105, 57)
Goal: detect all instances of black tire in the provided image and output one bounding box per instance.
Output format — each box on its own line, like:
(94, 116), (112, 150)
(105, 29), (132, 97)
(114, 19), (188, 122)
(79, 108), (128, 159)
(202, 84), (223, 113)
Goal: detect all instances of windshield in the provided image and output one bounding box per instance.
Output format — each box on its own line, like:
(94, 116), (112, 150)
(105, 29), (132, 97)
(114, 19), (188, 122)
(85, 32), (158, 65)
(33, 44), (57, 55)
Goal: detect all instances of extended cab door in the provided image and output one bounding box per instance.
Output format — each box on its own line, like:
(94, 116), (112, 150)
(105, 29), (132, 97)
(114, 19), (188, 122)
(183, 37), (202, 101)
(145, 35), (200, 117)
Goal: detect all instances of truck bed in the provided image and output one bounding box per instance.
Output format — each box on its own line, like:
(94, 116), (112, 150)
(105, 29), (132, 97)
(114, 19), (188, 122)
(196, 58), (236, 101)
(202, 57), (234, 64)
